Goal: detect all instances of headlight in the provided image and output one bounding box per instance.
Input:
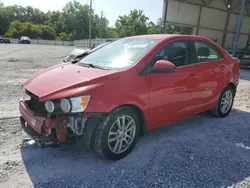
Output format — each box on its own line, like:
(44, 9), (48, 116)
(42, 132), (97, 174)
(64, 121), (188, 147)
(60, 95), (91, 113)
(45, 101), (55, 113)
(60, 99), (71, 113)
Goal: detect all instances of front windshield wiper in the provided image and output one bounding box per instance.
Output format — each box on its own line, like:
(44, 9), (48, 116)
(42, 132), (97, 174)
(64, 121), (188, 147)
(84, 63), (109, 70)
(71, 58), (79, 64)
(76, 62), (109, 70)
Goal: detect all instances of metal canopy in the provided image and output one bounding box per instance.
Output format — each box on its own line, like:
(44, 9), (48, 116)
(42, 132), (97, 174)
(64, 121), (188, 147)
(162, 0), (249, 56)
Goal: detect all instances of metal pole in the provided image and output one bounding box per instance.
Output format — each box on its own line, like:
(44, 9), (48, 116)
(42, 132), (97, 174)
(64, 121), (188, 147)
(89, 0), (92, 48)
(232, 0), (246, 57)
(196, 6), (202, 35)
(162, 0), (168, 34)
(246, 27), (250, 47)
(221, 11), (230, 48)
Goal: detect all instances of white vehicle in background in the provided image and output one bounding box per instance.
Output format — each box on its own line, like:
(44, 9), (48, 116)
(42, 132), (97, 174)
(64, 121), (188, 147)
(18, 36), (31, 44)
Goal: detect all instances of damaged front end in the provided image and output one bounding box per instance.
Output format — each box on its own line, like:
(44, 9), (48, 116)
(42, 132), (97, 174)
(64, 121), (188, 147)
(19, 88), (104, 149)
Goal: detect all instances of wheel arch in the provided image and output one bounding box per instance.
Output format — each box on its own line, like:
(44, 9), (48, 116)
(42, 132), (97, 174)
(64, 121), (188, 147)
(227, 82), (237, 95)
(109, 104), (147, 136)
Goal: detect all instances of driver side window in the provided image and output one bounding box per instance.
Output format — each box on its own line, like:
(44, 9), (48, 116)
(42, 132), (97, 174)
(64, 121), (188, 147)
(151, 40), (190, 67)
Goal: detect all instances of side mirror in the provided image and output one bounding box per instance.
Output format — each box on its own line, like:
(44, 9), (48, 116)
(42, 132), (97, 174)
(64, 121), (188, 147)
(151, 60), (176, 73)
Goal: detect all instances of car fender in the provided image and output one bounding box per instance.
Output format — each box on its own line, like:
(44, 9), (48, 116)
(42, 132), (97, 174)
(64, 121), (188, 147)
(86, 90), (147, 113)
(84, 81), (148, 114)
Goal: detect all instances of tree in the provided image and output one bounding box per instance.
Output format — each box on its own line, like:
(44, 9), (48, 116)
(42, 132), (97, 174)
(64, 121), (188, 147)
(5, 21), (56, 40)
(45, 11), (63, 34)
(106, 27), (118, 38)
(0, 4), (50, 35)
(0, 0), (112, 39)
(37, 24), (56, 40)
(58, 32), (72, 41)
(146, 18), (193, 35)
(0, 1), (193, 40)
(147, 21), (161, 34)
(166, 24), (193, 34)
(115, 9), (149, 37)
(93, 15), (110, 38)
(60, 0), (111, 40)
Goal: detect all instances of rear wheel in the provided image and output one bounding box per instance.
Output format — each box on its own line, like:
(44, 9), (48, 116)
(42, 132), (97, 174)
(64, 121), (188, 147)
(209, 85), (235, 117)
(92, 107), (139, 160)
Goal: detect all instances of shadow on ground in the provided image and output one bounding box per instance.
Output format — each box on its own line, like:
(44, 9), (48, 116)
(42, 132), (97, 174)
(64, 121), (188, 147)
(240, 68), (250, 81)
(21, 108), (250, 188)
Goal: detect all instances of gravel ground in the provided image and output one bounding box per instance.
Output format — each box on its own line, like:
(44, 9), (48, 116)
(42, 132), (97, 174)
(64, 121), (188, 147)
(0, 44), (76, 118)
(0, 44), (250, 188)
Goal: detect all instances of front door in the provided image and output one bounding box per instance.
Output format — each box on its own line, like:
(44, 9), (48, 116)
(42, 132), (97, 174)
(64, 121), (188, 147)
(145, 40), (200, 130)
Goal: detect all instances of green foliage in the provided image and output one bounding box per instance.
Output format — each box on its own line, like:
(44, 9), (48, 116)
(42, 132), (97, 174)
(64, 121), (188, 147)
(166, 24), (193, 34)
(148, 18), (193, 35)
(106, 27), (119, 38)
(0, 5), (49, 35)
(147, 21), (161, 34)
(58, 32), (72, 41)
(37, 24), (56, 40)
(4, 20), (56, 39)
(115, 9), (149, 37)
(0, 1), (192, 40)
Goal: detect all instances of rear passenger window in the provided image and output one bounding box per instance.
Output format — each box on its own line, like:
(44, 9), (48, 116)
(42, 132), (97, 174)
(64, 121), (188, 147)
(194, 41), (222, 63)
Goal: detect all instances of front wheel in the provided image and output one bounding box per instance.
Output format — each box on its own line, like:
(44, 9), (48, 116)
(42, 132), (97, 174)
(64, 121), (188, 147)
(92, 107), (139, 160)
(209, 85), (235, 117)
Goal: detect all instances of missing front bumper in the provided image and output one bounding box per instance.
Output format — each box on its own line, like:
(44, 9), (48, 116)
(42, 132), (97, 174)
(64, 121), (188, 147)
(20, 117), (59, 148)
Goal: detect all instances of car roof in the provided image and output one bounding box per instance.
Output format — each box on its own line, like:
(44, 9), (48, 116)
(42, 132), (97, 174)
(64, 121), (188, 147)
(127, 34), (208, 41)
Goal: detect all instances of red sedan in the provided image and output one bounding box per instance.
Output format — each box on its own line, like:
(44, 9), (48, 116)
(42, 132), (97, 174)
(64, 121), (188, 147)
(19, 34), (240, 160)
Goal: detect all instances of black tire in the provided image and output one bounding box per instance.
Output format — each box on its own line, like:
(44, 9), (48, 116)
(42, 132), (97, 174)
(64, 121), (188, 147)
(209, 85), (235, 117)
(92, 107), (139, 160)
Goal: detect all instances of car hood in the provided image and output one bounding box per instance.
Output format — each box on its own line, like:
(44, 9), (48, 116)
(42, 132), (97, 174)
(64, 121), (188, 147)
(24, 63), (120, 101)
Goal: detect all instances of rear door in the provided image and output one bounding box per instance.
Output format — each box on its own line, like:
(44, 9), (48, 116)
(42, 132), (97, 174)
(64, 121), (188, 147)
(189, 40), (225, 112)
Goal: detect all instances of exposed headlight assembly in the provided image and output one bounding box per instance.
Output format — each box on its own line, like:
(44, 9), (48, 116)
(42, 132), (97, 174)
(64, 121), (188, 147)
(60, 99), (71, 113)
(45, 101), (55, 113)
(60, 95), (91, 113)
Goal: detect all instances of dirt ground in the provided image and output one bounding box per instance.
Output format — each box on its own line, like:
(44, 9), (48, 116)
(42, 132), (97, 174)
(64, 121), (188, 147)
(0, 44), (250, 188)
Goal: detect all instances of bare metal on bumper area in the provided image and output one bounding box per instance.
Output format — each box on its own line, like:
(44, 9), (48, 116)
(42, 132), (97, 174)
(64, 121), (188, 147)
(20, 117), (59, 148)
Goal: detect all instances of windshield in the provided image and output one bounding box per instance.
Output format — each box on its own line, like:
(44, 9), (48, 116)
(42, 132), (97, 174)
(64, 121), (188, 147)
(90, 42), (111, 52)
(79, 38), (160, 69)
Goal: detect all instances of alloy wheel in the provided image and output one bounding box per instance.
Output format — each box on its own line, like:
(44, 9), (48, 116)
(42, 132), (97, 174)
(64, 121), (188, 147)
(220, 90), (233, 114)
(108, 115), (136, 154)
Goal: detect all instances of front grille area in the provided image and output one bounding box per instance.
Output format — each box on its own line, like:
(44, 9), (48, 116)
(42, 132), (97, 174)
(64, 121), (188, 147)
(25, 90), (47, 117)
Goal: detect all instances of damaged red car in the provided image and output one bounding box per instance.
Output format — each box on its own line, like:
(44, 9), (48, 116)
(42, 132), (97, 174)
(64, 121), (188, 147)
(20, 34), (240, 160)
